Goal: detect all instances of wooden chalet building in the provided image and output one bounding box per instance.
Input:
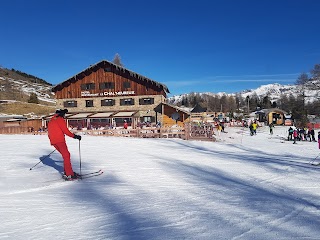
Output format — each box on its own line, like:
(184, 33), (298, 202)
(254, 108), (288, 125)
(50, 60), (189, 129)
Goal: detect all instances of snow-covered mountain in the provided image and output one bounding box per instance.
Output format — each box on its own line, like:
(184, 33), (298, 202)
(169, 81), (320, 105)
(240, 82), (320, 103)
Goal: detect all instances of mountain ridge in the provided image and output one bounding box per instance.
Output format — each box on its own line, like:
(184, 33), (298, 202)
(1, 66), (320, 117)
(168, 81), (320, 106)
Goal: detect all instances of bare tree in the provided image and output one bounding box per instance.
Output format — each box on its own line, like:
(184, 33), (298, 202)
(311, 64), (320, 79)
(295, 72), (309, 85)
(227, 95), (237, 112)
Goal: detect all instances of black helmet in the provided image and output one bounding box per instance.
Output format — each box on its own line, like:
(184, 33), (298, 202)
(56, 109), (68, 117)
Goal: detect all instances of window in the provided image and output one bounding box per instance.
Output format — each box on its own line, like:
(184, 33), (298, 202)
(120, 98), (134, 106)
(86, 100), (94, 107)
(99, 82), (115, 89)
(140, 116), (155, 123)
(115, 118), (131, 125)
(123, 81), (131, 89)
(101, 99), (115, 106)
(63, 100), (77, 107)
(139, 98), (154, 105)
(104, 67), (111, 72)
(90, 118), (110, 128)
(81, 83), (95, 90)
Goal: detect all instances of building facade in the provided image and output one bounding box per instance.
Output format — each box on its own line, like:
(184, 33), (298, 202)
(51, 60), (188, 129)
(255, 108), (288, 125)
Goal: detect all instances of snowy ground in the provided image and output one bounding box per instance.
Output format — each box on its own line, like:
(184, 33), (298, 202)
(1, 126), (320, 240)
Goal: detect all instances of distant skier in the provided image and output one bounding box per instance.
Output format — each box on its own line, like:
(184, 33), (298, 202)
(217, 123), (222, 136)
(47, 109), (82, 180)
(318, 131), (320, 149)
(249, 123), (254, 136)
(310, 128), (316, 142)
(252, 121), (258, 135)
(269, 123), (274, 135)
(293, 128), (298, 144)
(288, 127), (293, 141)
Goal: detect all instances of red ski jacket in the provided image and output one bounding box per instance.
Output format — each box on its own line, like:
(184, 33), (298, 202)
(48, 114), (75, 145)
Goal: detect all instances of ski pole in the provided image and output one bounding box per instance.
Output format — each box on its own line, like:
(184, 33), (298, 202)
(309, 153), (320, 165)
(30, 149), (56, 170)
(78, 140), (82, 176)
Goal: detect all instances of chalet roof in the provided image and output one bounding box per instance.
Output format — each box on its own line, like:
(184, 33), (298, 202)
(191, 103), (207, 113)
(0, 115), (27, 122)
(43, 111), (139, 120)
(158, 102), (191, 115)
(52, 60), (170, 93)
(257, 108), (288, 115)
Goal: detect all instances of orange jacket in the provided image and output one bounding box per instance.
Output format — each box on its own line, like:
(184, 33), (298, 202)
(48, 114), (75, 145)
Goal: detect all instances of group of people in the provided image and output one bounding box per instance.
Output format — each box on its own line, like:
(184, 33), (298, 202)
(287, 126), (317, 144)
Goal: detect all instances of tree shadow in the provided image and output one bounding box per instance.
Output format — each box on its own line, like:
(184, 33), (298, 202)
(70, 173), (190, 239)
(168, 139), (318, 174)
(49, 138), (320, 239)
(154, 156), (320, 238)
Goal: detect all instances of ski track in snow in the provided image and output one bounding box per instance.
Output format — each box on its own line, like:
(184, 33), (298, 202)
(1, 126), (320, 239)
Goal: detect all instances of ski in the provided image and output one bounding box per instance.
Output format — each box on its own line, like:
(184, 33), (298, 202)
(79, 169), (102, 177)
(80, 171), (104, 179)
(61, 169), (103, 181)
(310, 163), (320, 166)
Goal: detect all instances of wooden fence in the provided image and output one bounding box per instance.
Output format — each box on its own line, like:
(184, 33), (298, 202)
(73, 126), (186, 139)
(0, 124), (216, 141)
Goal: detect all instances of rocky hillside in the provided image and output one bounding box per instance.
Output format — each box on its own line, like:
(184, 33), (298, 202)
(0, 67), (56, 117)
(0, 67), (55, 105)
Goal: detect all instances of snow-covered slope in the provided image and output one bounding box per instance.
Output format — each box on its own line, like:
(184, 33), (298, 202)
(1, 126), (320, 239)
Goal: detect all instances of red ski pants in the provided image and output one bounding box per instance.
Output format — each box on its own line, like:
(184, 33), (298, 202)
(53, 142), (74, 176)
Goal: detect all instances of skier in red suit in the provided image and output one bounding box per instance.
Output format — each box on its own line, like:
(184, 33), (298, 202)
(123, 120), (128, 129)
(48, 109), (82, 180)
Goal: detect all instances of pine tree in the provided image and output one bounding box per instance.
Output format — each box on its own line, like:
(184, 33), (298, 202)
(295, 72), (309, 85)
(311, 64), (320, 79)
(28, 93), (39, 104)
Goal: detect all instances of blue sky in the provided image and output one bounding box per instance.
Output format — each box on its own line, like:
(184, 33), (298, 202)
(1, 0), (320, 97)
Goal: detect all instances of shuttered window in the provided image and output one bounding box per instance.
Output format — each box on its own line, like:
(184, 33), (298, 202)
(101, 99), (115, 106)
(139, 98), (154, 105)
(63, 100), (77, 107)
(86, 100), (94, 107)
(123, 82), (131, 89)
(99, 82), (115, 89)
(120, 98), (134, 106)
(81, 83), (95, 90)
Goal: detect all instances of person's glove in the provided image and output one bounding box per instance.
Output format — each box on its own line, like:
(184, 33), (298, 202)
(74, 134), (82, 141)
